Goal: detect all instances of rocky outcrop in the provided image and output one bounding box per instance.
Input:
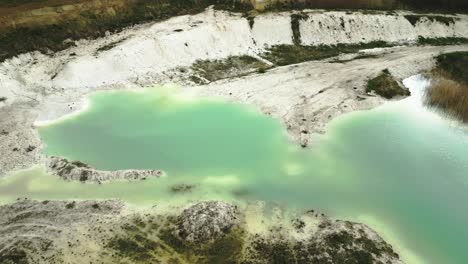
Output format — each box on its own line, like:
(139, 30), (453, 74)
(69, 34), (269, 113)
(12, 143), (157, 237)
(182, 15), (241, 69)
(175, 201), (240, 244)
(46, 156), (164, 182)
(0, 200), (403, 264)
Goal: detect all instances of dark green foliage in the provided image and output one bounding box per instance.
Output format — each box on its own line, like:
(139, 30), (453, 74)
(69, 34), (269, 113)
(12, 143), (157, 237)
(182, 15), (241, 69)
(405, 15), (456, 26)
(330, 54), (379, 63)
(107, 237), (156, 262)
(0, 0), (252, 62)
(1, 0), (466, 62)
(261, 0), (467, 12)
(435, 51), (468, 84)
(0, 96), (6, 102)
(249, 236), (296, 264)
(0, 0), (48, 7)
(95, 39), (125, 53)
(426, 51), (468, 123)
(0, 248), (29, 264)
(159, 228), (190, 254)
(366, 69), (410, 99)
(191, 55), (270, 82)
(203, 229), (244, 264)
(291, 13), (308, 45)
(417, 36), (468, 46)
(262, 41), (391, 66)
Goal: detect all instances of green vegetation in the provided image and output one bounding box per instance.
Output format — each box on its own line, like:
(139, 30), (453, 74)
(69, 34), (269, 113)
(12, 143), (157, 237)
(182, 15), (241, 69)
(434, 51), (468, 84)
(0, 0), (48, 7)
(259, 0), (467, 12)
(417, 36), (468, 46)
(262, 41), (392, 66)
(158, 223), (245, 263)
(95, 39), (126, 53)
(291, 13), (309, 45)
(330, 54), (379, 63)
(191, 55), (271, 83)
(108, 235), (159, 262)
(366, 69), (410, 99)
(404, 15), (456, 26)
(203, 228), (244, 263)
(0, 247), (28, 264)
(425, 51), (468, 123)
(0, 0), (252, 62)
(0, 97), (6, 102)
(247, 237), (296, 263)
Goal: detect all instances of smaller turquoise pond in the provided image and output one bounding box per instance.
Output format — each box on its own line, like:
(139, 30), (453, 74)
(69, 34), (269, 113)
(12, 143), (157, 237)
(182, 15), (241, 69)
(1, 77), (468, 264)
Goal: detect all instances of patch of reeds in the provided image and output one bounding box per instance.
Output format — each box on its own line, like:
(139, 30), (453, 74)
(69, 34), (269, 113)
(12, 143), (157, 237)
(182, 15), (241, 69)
(425, 78), (468, 123)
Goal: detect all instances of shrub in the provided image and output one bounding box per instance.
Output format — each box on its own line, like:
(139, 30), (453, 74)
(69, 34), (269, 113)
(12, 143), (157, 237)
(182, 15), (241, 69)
(366, 70), (410, 99)
(417, 37), (468, 46)
(434, 52), (468, 84)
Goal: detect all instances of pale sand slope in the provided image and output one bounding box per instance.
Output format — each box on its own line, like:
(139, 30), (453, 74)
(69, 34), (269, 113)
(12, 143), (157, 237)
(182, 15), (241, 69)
(0, 8), (467, 175)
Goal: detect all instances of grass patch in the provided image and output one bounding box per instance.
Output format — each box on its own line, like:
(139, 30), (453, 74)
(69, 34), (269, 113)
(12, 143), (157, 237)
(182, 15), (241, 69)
(425, 51), (468, 123)
(366, 69), (410, 99)
(0, 0), (48, 7)
(107, 235), (159, 262)
(191, 55), (270, 83)
(426, 79), (468, 122)
(203, 228), (244, 263)
(258, 1), (467, 12)
(330, 54), (379, 63)
(417, 36), (468, 46)
(262, 41), (391, 66)
(404, 15), (456, 26)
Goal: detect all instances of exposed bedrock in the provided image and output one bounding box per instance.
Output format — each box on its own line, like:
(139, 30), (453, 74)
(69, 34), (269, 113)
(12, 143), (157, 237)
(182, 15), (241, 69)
(0, 200), (403, 264)
(175, 201), (240, 244)
(33, 10), (468, 90)
(46, 156), (164, 182)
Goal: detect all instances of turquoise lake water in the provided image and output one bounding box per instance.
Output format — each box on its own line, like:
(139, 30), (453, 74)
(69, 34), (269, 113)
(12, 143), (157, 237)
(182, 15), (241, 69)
(1, 77), (468, 263)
